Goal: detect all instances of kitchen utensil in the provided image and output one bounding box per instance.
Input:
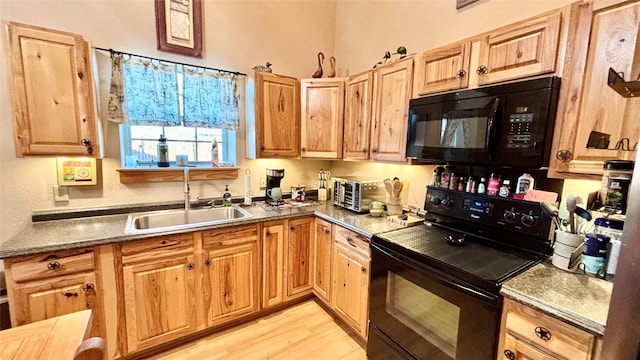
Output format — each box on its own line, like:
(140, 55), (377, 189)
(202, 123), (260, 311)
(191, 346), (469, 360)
(384, 178), (393, 197)
(566, 195), (577, 234)
(392, 179), (403, 199)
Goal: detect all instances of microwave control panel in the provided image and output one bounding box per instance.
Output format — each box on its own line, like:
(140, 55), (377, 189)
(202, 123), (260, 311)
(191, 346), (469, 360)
(506, 112), (535, 149)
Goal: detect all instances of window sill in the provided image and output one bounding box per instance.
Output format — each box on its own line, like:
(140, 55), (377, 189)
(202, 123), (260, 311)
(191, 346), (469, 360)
(116, 167), (239, 184)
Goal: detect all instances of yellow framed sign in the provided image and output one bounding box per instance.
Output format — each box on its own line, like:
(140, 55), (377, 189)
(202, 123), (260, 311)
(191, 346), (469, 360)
(57, 157), (98, 186)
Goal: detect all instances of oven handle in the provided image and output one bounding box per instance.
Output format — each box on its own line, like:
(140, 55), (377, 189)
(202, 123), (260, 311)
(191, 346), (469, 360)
(372, 243), (499, 304)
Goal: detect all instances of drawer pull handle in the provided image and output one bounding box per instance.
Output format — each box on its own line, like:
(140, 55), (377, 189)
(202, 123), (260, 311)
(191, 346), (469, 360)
(361, 266), (367, 274)
(476, 65), (487, 75)
(265, 230), (272, 237)
(186, 263), (195, 271)
(503, 349), (515, 360)
(47, 261), (60, 270)
(82, 283), (95, 292)
(324, 229), (330, 235)
(204, 259), (212, 267)
(290, 226), (296, 232)
(535, 326), (551, 341)
(456, 70), (466, 79)
(346, 238), (357, 248)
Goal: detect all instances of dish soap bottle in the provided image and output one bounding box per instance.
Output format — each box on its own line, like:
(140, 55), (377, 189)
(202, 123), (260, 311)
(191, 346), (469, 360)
(157, 134), (169, 167)
(222, 185), (232, 207)
(515, 173), (535, 195)
(211, 138), (219, 168)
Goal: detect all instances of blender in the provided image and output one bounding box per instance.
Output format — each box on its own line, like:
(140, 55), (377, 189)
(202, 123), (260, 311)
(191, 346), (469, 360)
(265, 168), (285, 205)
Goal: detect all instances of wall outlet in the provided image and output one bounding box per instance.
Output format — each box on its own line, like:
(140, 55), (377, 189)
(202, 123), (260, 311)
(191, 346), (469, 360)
(53, 185), (69, 202)
(259, 176), (267, 189)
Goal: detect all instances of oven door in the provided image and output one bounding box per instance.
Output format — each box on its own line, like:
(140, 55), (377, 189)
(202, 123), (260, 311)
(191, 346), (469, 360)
(368, 243), (501, 360)
(406, 96), (501, 165)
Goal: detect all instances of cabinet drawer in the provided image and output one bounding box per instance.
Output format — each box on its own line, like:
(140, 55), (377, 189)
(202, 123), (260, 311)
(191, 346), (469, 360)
(202, 224), (258, 248)
(505, 300), (594, 360)
(334, 226), (370, 259)
(7, 248), (94, 283)
(120, 233), (194, 264)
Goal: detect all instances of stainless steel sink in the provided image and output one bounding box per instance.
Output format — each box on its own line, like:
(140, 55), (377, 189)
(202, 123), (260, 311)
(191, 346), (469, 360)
(125, 206), (253, 234)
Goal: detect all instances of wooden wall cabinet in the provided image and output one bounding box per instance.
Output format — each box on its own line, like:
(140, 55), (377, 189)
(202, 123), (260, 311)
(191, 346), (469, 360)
(413, 41), (471, 96)
(247, 71), (300, 159)
(548, 0), (640, 179)
(300, 78), (345, 159)
(3, 248), (104, 341)
(286, 217), (314, 300)
(4, 22), (101, 157)
(312, 218), (333, 305)
(331, 225), (371, 339)
(119, 234), (197, 353)
(202, 225), (260, 327)
(343, 71), (374, 160)
(498, 298), (602, 360)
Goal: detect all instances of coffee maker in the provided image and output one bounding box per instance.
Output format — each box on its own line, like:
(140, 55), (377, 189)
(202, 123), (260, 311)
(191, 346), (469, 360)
(265, 168), (285, 205)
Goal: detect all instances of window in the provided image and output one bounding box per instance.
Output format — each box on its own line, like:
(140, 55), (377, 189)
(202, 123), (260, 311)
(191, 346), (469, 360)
(110, 52), (241, 168)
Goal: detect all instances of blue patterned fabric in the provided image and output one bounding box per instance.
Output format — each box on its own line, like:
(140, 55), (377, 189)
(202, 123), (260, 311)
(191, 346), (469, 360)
(123, 58), (180, 126)
(183, 66), (240, 130)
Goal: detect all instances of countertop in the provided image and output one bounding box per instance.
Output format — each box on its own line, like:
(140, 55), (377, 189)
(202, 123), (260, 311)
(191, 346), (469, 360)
(501, 261), (613, 336)
(0, 201), (405, 258)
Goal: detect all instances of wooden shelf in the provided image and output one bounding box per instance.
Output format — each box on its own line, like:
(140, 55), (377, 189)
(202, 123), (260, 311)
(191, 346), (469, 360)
(116, 167), (239, 184)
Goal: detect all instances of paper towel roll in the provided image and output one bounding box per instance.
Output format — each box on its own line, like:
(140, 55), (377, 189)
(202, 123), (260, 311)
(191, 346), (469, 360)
(244, 171), (252, 205)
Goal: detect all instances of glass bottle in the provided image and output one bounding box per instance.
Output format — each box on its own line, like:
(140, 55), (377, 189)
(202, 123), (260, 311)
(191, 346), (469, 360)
(487, 173), (501, 196)
(477, 177), (487, 195)
(157, 134), (169, 167)
(498, 179), (511, 198)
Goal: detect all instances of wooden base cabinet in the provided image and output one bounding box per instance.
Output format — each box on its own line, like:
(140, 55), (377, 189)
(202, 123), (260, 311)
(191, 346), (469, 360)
(262, 220), (287, 308)
(120, 235), (197, 354)
(3, 248), (103, 340)
(312, 218), (333, 305)
(498, 298), (602, 360)
(286, 217), (315, 300)
(331, 225), (371, 339)
(202, 225), (260, 326)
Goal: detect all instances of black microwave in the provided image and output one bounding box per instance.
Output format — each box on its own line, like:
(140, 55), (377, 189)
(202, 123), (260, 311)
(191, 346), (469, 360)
(406, 76), (560, 168)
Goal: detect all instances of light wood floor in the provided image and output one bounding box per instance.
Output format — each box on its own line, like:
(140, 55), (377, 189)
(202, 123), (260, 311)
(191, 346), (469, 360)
(146, 299), (368, 360)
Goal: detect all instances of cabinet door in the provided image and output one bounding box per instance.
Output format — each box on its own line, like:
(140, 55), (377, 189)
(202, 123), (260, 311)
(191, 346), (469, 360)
(501, 333), (558, 360)
(286, 217), (314, 299)
(343, 71), (373, 160)
(371, 57), (413, 162)
(122, 254), (197, 353)
(476, 11), (561, 86)
(332, 243), (370, 339)
(262, 221), (286, 308)
(549, 1), (640, 178)
(300, 79), (345, 159)
(313, 218), (332, 304)
(6, 22), (99, 157)
(414, 41), (471, 96)
(204, 241), (259, 326)
(12, 272), (100, 333)
(253, 72), (300, 158)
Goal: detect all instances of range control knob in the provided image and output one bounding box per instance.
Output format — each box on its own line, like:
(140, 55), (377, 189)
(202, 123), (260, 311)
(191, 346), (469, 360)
(503, 211), (517, 223)
(440, 198), (452, 209)
(430, 196), (440, 206)
(521, 214), (536, 227)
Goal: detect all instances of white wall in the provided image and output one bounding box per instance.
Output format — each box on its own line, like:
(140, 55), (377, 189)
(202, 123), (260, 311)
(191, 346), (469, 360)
(0, 0), (337, 249)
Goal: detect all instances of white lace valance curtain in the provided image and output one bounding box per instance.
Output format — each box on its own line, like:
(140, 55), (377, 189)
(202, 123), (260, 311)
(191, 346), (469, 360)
(107, 54), (241, 130)
(183, 67), (240, 130)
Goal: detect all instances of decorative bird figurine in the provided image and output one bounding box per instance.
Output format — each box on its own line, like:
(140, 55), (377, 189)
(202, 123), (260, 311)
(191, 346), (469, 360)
(394, 46), (407, 59)
(373, 51), (392, 68)
(327, 56), (336, 78)
(252, 62), (272, 73)
(312, 52), (324, 78)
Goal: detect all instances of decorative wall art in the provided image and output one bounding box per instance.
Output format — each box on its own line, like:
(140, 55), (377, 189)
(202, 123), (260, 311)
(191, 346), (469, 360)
(155, 0), (203, 58)
(456, 0), (479, 9)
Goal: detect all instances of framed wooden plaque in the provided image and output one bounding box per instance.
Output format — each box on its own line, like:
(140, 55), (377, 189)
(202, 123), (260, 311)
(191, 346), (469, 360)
(155, 0), (203, 58)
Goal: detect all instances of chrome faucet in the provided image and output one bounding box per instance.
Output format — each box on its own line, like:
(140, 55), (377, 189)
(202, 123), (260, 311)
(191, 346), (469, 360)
(183, 167), (190, 211)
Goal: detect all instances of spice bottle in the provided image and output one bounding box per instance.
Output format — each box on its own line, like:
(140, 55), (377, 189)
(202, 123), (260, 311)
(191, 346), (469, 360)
(157, 134), (169, 167)
(457, 176), (467, 191)
(487, 173), (501, 196)
(449, 173), (459, 190)
(477, 177), (487, 194)
(466, 178), (477, 193)
(211, 138), (219, 168)
(498, 180), (511, 198)
(515, 173), (535, 195)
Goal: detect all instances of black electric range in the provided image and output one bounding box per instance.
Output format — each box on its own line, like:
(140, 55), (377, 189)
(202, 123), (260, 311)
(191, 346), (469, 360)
(367, 187), (555, 360)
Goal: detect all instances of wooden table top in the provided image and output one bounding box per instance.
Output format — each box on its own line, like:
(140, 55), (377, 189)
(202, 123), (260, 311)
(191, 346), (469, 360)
(0, 309), (91, 360)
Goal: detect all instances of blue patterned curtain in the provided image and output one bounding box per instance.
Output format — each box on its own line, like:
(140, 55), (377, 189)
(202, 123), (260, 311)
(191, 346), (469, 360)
(183, 66), (240, 130)
(122, 58), (180, 126)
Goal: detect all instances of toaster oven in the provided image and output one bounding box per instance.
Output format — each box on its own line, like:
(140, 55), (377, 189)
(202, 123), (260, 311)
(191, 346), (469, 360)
(332, 176), (386, 213)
